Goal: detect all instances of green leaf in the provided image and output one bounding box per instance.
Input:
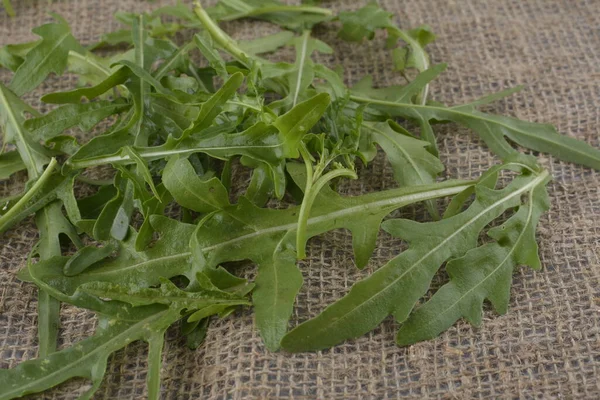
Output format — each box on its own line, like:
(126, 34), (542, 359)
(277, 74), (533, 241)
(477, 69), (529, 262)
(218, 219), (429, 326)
(0, 307), (180, 400)
(338, 2), (393, 42)
(0, 41), (38, 71)
(352, 64), (446, 104)
(162, 156), (230, 213)
(182, 72), (244, 137)
(273, 92), (331, 158)
(281, 161), (550, 352)
(24, 100), (130, 141)
(190, 168), (473, 350)
(10, 15), (84, 96)
(93, 174), (135, 241)
(396, 177), (550, 345)
(63, 242), (118, 277)
(33, 201), (82, 357)
(79, 277), (249, 311)
(351, 94), (600, 170)
(239, 31), (294, 55)
(41, 67), (130, 104)
(193, 32), (229, 77)
(0, 150), (25, 179)
(252, 236), (302, 350)
(366, 120), (444, 217)
(0, 162), (78, 234)
(0, 83), (48, 180)
(207, 0), (333, 31)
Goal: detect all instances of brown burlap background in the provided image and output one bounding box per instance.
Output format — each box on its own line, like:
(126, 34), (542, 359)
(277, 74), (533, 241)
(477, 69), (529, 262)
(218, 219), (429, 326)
(1, 0), (600, 398)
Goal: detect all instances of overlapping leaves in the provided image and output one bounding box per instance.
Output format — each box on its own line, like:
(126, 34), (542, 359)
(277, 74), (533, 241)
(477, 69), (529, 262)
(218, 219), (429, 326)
(0, 2), (595, 399)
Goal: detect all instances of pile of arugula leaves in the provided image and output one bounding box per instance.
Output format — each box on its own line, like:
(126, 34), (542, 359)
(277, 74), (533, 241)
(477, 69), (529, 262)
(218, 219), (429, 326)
(1, 1), (598, 398)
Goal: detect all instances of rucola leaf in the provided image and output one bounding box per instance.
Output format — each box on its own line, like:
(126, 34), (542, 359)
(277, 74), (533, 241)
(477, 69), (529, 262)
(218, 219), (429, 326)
(0, 150), (25, 179)
(24, 100), (130, 141)
(365, 120), (444, 218)
(338, 2), (393, 42)
(33, 201), (82, 357)
(9, 15), (84, 96)
(0, 83), (48, 180)
(162, 157), (230, 213)
(281, 160), (550, 352)
(0, 307), (180, 400)
(189, 165), (473, 350)
(207, 0), (333, 31)
(396, 176), (550, 345)
(351, 92), (600, 170)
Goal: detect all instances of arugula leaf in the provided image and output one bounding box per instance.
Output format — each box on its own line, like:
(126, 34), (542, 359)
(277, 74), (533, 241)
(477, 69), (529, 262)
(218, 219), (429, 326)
(338, 2), (393, 42)
(396, 179), (550, 345)
(41, 67), (130, 104)
(24, 100), (130, 141)
(239, 31), (295, 55)
(281, 160), (550, 352)
(0, 41), (39, 71)
(162, 156), (230, 213)
(33, 201), (82, 357)
(351, 93), (600, 170)
(9, 15), (84, 96)
(0, 161), (77, 234)
(190, 167), (473, 350)
(207, 0), (333, 30)
(0, 307), (180, 400)
(0, 83), (48, 180)
(365, 120), (444, 218)
(0, 150), (25, 179)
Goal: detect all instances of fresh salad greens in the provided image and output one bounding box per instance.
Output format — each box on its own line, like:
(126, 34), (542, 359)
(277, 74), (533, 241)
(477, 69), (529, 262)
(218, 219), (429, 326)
(1, 1), (598, 398)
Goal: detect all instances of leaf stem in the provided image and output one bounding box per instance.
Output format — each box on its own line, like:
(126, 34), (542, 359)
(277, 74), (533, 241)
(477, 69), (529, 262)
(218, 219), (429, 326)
(0, 158), (57, 233)
(193, 2), (249, 65)
(220, 5), (333, 22)
(147, 335), (164, 400)
(296, 165), (358, 259)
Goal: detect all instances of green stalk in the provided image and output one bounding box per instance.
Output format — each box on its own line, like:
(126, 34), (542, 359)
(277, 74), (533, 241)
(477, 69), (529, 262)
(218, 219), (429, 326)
(220, 5), (333, 22)
(193, 2), (249, 65)
(296, 145), (357, 259)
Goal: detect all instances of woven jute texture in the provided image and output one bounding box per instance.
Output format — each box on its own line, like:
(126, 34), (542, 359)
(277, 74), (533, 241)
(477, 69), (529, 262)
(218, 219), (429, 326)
(1, 0), (600, 399)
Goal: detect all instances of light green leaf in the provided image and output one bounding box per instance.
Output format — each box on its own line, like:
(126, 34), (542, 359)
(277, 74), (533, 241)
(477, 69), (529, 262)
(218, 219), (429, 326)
(338, 2), (393, 42)
(366, 120), (444, 217)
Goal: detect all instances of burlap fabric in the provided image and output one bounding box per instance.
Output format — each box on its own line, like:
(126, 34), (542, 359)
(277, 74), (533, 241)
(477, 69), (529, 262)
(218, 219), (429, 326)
(1, 0), (599, 398)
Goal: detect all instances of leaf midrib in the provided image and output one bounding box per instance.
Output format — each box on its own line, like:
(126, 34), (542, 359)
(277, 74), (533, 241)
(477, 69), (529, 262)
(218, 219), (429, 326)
(291, 32), (310, 107)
